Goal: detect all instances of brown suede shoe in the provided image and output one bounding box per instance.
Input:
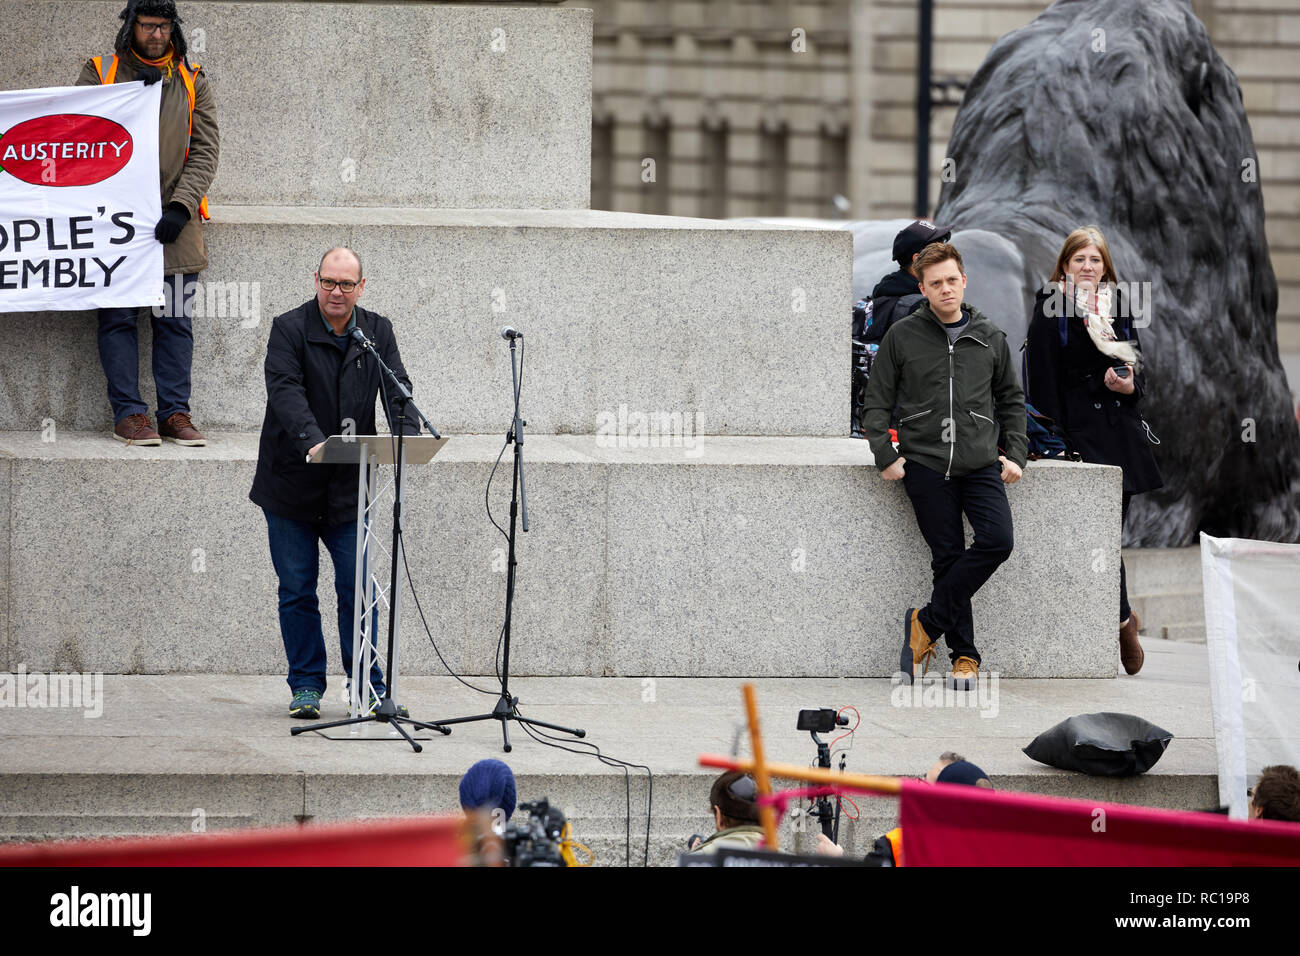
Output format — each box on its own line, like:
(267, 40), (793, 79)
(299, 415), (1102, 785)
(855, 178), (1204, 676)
(112, 414), (161, 446)
(949, 656), (979, 691)
(1120, 612), (1144, 675)
(159, 412), (206, 446)
(900, 608), (938, 684)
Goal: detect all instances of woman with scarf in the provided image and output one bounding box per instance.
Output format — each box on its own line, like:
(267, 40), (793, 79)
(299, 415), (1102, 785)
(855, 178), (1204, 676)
(1025, 226), (1163, 675)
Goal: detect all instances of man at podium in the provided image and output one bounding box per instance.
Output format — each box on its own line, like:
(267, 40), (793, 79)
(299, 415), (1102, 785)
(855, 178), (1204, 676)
(249, 248), (421, 720)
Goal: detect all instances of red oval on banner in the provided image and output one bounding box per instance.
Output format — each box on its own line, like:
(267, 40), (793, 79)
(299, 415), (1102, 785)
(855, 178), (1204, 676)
(0, 113), (134, 187)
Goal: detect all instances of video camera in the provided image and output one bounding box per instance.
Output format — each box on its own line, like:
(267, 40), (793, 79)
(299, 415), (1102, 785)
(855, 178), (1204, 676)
(797, 708), (851, 841)
(503, 798), (570, 867)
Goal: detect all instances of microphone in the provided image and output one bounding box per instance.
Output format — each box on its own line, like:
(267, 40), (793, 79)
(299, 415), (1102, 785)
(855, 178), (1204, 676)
(500, 326), (522, 340)
(350, 327), (376, 349)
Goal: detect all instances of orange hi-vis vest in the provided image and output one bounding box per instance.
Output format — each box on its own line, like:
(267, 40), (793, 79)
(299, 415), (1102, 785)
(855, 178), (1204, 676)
(885, 827), (903, 866)
(92, 54), (210, 221)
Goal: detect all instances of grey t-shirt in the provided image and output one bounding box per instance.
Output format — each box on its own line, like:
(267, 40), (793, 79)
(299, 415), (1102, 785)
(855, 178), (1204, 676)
(943, 309), (971, 344)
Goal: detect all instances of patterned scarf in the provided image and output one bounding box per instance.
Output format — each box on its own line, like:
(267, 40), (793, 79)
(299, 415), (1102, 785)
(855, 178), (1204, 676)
(1073, 283), (1139, 369)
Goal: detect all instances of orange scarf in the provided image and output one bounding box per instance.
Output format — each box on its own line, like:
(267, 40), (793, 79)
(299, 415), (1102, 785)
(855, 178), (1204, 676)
(136, 44), (176, 79)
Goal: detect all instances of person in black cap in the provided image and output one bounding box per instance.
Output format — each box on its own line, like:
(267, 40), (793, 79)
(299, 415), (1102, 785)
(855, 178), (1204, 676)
(851, 220), (951, 435)
(686, 771), (766, 854)
(866, 220), (953, 346)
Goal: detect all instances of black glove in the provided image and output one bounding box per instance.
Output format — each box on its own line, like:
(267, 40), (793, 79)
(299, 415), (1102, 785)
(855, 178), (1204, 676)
(154, 202), (190, 243)
(137, 66), (163, 86)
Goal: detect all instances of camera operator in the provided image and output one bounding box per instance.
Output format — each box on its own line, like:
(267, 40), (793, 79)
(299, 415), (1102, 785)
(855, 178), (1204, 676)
(459, 759), (517, 866)
(686, 770), (766, 855)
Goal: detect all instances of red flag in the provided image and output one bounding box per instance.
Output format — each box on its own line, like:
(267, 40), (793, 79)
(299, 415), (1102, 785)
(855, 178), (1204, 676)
(898, 779), (1300, 866)
(0, 816), (465, 867)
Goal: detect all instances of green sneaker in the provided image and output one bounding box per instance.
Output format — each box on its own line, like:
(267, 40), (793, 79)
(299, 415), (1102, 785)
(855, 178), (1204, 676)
(289, 688), (322, 719)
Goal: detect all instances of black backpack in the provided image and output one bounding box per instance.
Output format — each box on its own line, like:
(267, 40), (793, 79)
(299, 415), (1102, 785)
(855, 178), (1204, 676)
(851, 293), (923, 436)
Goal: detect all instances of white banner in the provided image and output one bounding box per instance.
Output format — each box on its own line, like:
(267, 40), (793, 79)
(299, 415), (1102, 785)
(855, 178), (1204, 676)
(1201, 532), (1300, 819)
(0, 81), (163, 312)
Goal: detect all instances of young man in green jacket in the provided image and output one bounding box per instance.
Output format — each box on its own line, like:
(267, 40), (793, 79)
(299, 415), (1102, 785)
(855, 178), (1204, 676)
(859, 243), (1028, 690)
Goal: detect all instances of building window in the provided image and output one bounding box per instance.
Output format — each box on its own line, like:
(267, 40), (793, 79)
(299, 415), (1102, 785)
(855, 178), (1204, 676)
(592, 116), (614, 211)
(820, 124), (849, 217)
(702, 120), (728, 219)
(644, 117), (671, 215)
(760, 123), (788, 217)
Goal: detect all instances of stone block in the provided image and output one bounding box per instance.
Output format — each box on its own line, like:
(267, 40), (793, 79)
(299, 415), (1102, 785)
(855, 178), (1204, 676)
(2, 433), (1121, 678)
(0, 208), (851, 436)
(0, 1), (591, 208)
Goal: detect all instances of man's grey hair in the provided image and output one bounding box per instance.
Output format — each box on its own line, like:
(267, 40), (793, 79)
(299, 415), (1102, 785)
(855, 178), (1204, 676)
(318, 247), (363, 279)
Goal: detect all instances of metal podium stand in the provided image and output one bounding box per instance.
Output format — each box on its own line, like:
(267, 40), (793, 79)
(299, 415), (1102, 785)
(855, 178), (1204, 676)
(289, 434), (449, 751)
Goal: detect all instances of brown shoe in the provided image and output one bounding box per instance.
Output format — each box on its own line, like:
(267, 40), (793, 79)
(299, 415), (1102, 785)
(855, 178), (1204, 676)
(900, 608), (938, 684)
(949, 656), (979, 690)
(112, 414), (161, 446)
(159, 412), (206, 446)
(1120, 614), (1144, 675)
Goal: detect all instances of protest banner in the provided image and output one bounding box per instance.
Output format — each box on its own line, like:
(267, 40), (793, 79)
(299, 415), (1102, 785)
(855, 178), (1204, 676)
(0, 80), (162, 312)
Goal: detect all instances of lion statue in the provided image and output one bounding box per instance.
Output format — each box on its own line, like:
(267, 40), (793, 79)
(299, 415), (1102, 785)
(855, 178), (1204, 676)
(933, 0), (1300, 546)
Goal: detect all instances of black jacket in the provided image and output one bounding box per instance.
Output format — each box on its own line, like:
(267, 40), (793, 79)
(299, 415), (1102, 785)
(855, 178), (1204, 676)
(249, 298), (421, 525)
(1024, 288), (1163, 496)
(865, 268), (925, 344)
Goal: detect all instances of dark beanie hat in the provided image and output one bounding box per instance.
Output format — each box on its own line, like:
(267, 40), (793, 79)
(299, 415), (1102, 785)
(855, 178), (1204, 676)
(936, 759), (991, 787)
(709, 771), (760, 823)
(459, 759), (517, 818)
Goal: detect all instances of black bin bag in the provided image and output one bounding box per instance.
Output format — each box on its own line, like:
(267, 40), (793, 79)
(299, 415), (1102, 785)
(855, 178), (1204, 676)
(1023, 712), (1173, 776)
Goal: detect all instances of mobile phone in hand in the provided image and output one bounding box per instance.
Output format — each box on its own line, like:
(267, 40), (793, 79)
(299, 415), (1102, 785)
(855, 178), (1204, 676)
(1113, 366), (1131, 379)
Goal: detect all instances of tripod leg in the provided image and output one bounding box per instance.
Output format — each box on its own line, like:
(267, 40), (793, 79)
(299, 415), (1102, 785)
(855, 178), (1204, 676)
(404, 717), (452, 736)
(515, 715), (586, 738)
(387, 718), (423, 754)
(290, 715), (377, 736)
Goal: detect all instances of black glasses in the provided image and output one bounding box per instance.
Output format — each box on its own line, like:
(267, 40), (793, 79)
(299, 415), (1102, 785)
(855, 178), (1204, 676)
(318, 277), (359, 293)
(137, 21), (173, 36)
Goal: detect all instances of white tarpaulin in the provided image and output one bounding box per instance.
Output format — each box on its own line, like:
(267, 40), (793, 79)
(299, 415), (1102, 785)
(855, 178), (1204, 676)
(1201, 532), (1300, 819)
(0, 81), (162, 312)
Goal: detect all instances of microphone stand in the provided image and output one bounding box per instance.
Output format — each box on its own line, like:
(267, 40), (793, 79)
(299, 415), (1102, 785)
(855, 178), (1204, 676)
(424, 330), (586, 752)
(290, 328), (449, 752)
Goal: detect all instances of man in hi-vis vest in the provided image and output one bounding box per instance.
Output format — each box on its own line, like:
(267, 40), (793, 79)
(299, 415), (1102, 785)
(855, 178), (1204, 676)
(76, 0), (219, 446)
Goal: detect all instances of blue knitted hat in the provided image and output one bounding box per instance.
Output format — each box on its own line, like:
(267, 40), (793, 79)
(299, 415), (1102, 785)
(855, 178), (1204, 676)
(459, 759), (517, 818)
(936, 760), (991, 787)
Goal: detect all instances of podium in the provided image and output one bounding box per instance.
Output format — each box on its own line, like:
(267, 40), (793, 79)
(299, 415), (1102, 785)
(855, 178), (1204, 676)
(289, 434), (449, 750)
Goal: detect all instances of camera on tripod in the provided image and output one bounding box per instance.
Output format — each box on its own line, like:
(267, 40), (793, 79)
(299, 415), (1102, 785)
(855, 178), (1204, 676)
(503, 798), (570, 867)
(797, 708), (851, 842)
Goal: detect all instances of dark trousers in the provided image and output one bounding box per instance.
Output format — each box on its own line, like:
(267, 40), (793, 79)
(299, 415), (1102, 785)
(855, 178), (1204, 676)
(902, 461), (1014, 664)
(263, 508), (385, 695)
(97, 272), (197, 424)
(1120, 492), (1132, 623)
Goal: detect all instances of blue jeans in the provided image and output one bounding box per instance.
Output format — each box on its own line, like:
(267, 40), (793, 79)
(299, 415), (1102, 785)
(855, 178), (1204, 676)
(97, 272), (197, 424)
(264, 508), (385, 695)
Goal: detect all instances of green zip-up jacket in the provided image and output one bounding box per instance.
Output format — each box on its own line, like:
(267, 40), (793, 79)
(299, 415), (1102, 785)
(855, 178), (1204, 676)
(860, 302), (1028, 478)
